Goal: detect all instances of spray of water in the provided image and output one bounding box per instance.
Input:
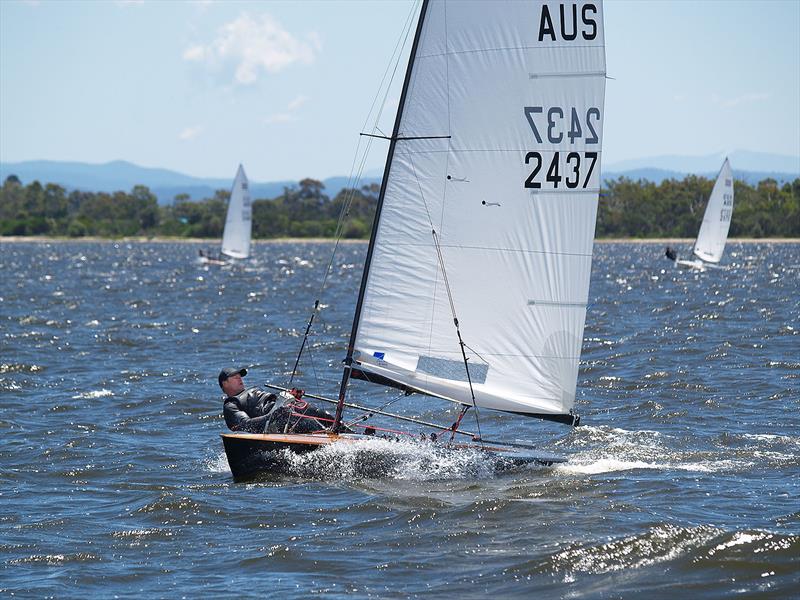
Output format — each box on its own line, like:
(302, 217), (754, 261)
(282, 437), (512, 480)
(206, 437), (553, 481)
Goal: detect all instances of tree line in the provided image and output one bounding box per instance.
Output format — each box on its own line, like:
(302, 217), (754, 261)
(0, 176), (379, 239)
(597, 175), (800, 238)
(1, 173), (798, 239)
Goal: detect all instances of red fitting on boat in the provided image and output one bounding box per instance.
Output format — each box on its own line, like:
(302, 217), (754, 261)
(289, 399), (308, 411)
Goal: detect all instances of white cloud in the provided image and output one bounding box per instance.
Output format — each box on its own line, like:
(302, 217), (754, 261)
(287, 94), (308, 111)
(264, 113), (296, 125)
(184, 13), (319, 85)
(183, 45), (206, 61)
(264, 94), (310, 126)
(718, 92), (770, 109)
(179, 126), (204, 141)
(188, 0), (215, 14)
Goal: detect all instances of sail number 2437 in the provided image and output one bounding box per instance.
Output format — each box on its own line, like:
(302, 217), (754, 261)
(523, 106), (600, 189)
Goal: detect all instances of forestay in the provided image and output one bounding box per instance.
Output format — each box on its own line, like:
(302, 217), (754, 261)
(348, 0), (606, 421)
(693, 158), (734, 264)
(221, 164), (252, 259)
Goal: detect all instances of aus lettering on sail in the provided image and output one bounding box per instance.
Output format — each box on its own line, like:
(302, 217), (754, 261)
(523, 1), (604, 192)
(538, 2), (599, 41)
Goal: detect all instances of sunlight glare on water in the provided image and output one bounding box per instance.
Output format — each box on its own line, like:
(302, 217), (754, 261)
(1, 240), (798, 597)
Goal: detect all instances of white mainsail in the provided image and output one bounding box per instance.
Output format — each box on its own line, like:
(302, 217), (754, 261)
(221, 164), (252, 259)
(346, 0), (606, 421)
(693, 158), (734, 264)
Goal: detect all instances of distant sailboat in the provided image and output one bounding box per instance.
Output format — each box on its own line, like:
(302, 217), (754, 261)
(200, 164), (252, 265)
(666, 158), (734, 272)
(221, 0), (606, 479)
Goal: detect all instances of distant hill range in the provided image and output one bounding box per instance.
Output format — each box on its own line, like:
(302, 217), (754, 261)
(1, 150), (798, 205)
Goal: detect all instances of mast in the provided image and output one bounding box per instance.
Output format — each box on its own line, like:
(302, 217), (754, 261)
(333, 0), (430, 432)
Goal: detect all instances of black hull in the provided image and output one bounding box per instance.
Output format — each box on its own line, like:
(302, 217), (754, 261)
(221, 433), (336, 479)
(220, 432), (566, 481)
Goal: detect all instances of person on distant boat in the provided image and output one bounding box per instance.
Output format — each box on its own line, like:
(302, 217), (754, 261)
(665, 246), (677, 262)
(219, 367), (342, 434)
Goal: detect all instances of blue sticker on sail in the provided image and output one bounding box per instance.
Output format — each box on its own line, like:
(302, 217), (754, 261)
(373, 352), (385, 360)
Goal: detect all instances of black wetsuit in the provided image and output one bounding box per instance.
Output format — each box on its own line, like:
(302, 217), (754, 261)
(223, 387), (336, 434)
(223, 388), (278, 433)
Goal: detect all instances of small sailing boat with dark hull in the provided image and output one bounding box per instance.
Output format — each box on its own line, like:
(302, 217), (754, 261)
(221, 387), (570, 479)
(221, 0), (606, 479)
(199, 164), (252, 266)
(222, 431), (569, 479)
(666, 158), (735, 272)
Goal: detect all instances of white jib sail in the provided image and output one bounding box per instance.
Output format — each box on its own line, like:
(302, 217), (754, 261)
(351, 0), (606, 418)
(221, 164), (252, 259)
(693, 158), (734, 264)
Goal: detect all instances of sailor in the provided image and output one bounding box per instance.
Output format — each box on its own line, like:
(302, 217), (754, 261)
(665, 246), (677, 262)
(219, 367), (340, 434)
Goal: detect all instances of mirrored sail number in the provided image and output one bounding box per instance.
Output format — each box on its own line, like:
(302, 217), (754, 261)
(524, 106), (601, 144)
(525, 151), (598, 189)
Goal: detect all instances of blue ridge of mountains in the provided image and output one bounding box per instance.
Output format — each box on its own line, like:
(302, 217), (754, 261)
(1, 150), (798, 206)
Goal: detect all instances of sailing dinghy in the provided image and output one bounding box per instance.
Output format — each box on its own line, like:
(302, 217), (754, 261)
(199, 164), (252, 265)
(222, 0), (607, 479)
(666, 158), (734, 272)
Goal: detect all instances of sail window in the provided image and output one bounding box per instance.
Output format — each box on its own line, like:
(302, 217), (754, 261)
(416, 356), (488, 385)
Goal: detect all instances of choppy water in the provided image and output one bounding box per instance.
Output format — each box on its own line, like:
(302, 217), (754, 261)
(1, 240), (798, 598)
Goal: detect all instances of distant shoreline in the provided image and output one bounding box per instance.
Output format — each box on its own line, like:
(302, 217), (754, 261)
(0, 236), (363, 244)
(1, 236), (798, 244)
(593, 238), (800, 244)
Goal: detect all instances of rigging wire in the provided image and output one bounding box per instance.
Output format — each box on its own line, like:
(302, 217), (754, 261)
(285, 1), (420, 390)
(393, 0), (484, 445)
(263, 382), (479, 439)
(437, 0), (485, 444)
(407, 153), (485, 446)
(344, 391), (406, 430)
(432, 229), (484, 445)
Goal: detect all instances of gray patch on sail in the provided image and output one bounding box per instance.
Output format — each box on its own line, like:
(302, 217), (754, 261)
(416, 356), (488, 385)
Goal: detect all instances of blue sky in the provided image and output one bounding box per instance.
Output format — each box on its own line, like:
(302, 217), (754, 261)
(1, 0), (798, 181)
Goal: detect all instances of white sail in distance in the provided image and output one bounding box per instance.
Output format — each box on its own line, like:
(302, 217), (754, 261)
(348, 0), (606, 421)
(221, 164), (252, 259)
(693, 158), (734, 264)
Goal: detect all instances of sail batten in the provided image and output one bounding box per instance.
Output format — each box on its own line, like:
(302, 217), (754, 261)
(347, 0), (605, 420)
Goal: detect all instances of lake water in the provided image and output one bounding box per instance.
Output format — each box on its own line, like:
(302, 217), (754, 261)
(1, 240), (798, 598)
